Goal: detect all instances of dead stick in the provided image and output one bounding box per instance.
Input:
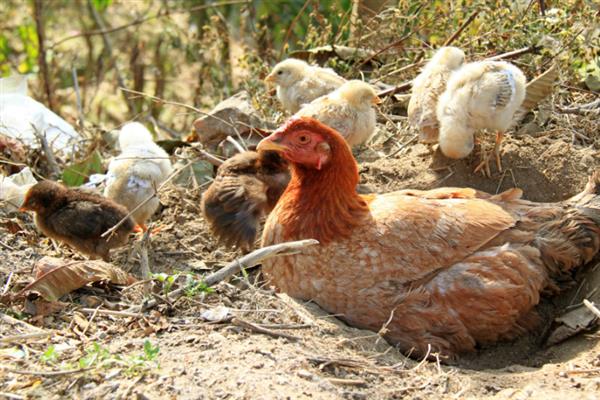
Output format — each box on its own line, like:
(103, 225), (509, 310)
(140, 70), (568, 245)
(1, 367), (94, 377)
(79, 308), (141, 318)
(120, 87), (237, 130)
(72, 66), (86, 130)
(583, 299), (600, 319)
(197, 149), (224, 166)
(443, 9), (480, 46)
(226, 136), (245, 153)
(232, 317), (299, 341)
(129, 239), (319, 313)
(0, 332), (52, 343)
(487, 45), (539, 61)
(31, 124), (61, 178)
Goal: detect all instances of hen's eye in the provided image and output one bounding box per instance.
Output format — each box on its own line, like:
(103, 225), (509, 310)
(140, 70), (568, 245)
(298, 135), (310, 144)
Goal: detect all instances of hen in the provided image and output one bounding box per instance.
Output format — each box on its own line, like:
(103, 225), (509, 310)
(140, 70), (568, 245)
(407, 46), (465, 144)
(437, 60), (526, 176)
(265, 58), (346, 114)
(104, 122), (173, 230)
(20, 180), (135, 261)
(257, 117), (600, 358)
(201, 150), (289, 251)
(294, 80), (381, 147)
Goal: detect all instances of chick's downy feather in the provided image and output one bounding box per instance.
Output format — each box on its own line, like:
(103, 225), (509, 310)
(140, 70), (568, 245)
(21, 180), (135, 261)
(265, 58), (346, 113)
(104, 122), (173, 227)
(257, 117), (600, 358)
(408, 46), (465, 144)
(437, 60), (526, 159)
(294, 80), (381, 147)
(201, 150), (289, 251)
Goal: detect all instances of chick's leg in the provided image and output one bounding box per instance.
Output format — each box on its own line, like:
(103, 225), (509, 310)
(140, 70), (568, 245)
(493, 131), (504, 173)
(474, 146), (492, 178)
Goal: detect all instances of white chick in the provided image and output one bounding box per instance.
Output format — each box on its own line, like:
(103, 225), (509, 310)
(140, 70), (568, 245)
(437, 60), (526, 176)
(293, 80), (381, 147)
(104, 122), (173, 229)
(264, 58), (346, 113)
(408, 46), (465, 144)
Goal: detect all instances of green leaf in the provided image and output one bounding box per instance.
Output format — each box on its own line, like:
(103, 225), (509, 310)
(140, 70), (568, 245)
(143, 340), (159, 361)
(62, 150), (103, 187)
(40, 345), (58, 364)
(91, 0), (112, 12)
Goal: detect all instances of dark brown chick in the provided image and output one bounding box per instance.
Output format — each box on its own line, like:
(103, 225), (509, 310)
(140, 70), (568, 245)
(201, 150), (290, 251)
(20, 180), (135, 261)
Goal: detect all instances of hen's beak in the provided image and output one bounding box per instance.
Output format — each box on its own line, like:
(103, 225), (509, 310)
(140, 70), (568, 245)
(372, 96), (383, 105)
(257, 137), (288, 153)
(19, 206), (28, 212)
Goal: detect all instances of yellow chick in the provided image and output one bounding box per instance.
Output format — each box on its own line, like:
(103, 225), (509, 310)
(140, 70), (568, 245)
(293, 80), (381, 147)
(104, 122), (173, 230)
(265, 58), (346, 113)
(408, 46), (465, 144)
(437, 60), (526, 176)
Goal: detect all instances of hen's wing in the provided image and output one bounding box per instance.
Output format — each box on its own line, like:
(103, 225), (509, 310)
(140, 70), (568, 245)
(363, 188), (518, 285)
(45, 200), (125, 240)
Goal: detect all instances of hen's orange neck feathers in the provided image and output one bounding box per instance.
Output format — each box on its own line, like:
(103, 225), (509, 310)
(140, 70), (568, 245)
(275, 119), (369, 244)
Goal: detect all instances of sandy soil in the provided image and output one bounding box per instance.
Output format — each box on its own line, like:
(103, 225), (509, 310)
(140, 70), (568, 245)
(1, 104), (600, 399)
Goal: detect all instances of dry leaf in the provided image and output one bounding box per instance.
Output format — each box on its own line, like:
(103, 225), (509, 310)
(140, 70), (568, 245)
(19, 256), (137, 301)
(522, 64), (559, 111)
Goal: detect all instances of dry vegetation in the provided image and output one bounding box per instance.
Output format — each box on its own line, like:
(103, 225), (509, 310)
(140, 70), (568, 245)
(1, 1), (600, 399)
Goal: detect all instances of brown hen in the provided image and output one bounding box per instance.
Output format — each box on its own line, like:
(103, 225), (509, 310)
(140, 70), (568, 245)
(20, 181), (135, 261)
(201, 150), (289, 251)
(257, 117), (600, 358)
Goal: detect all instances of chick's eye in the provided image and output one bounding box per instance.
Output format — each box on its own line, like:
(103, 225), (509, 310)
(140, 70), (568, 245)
(277, 70), (283, 75)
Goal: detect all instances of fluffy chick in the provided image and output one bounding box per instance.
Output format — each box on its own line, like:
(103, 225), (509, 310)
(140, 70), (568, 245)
(21, 180), (135, 261)
(437, 60), (526, 175)
(408, 46), (465, 144)
(294, 80), (381, 147)
(104, 122), (173, 229)
(201, 150), (289, 251)
(265, 58), (346, 113)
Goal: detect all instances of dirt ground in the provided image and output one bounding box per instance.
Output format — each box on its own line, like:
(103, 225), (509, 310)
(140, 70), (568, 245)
(1, 100), (600, 399)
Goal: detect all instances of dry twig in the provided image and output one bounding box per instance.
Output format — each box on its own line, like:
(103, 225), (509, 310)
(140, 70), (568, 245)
(231, 317), (300, 341)
(127, 239), (319, 313)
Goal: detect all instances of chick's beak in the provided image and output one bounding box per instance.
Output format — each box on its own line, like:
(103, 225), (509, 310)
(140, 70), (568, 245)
(264, 73), (275, 84)
(372, 95), (383, 105)
(257, 136), (289, 153)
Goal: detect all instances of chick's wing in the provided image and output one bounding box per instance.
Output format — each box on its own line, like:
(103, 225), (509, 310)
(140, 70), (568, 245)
(45, 201), (124, 239)
(203, 175), (269, 248)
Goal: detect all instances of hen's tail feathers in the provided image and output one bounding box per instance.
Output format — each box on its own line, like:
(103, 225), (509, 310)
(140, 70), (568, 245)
(535, 171), (600, 281)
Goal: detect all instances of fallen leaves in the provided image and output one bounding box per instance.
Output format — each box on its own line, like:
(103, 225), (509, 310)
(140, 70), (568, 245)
(18, 256), (136, 302)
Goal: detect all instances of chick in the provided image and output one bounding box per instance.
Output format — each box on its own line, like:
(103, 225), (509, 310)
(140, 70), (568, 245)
(104, 122), (173, 230)
(293, 80), (381, 147)
(201, 150), (289, 252)
(408, 46), (466, 144)
(437, 60), (526, 176)
(265, 58), (346, 113)
(20, 180), (135, 261)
